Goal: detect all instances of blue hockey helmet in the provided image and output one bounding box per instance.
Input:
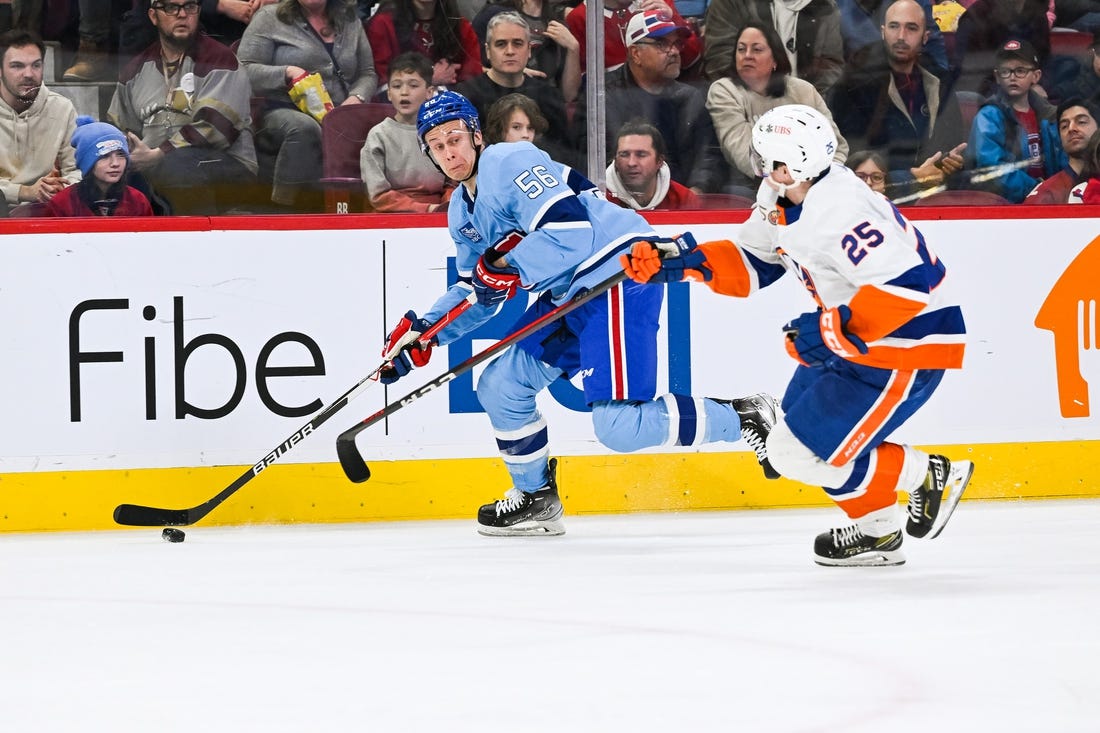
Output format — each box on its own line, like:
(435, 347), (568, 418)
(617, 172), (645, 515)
(417, 90), (481, 154)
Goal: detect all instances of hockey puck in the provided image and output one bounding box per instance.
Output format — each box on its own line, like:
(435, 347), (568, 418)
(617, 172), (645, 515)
(161, 528), (186, 543)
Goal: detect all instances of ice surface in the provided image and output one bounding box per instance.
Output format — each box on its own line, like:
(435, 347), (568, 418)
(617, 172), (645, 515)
(2, 500), (1098, 732)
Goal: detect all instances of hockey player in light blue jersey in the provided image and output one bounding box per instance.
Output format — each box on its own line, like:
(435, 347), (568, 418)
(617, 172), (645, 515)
(380, 90), (779, 536)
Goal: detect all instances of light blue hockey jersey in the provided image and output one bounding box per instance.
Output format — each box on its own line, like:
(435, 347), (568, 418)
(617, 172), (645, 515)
(422, 141), (657, 346)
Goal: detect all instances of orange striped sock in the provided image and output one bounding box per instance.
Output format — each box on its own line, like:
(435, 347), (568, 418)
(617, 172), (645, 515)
(836, 443), (905, 519)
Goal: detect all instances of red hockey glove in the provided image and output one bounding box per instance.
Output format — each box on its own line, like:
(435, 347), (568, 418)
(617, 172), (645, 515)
(473, 246), (521, 306)
(379, 310), (435, 384)
(783, 305), (868, 367)
(620, 232), (712, 284)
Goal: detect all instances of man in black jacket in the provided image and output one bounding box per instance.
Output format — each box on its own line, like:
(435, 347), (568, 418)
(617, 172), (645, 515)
(830, 0), (967, 199)
(597, 10), (726, 194)
(455, 11), (581, 168)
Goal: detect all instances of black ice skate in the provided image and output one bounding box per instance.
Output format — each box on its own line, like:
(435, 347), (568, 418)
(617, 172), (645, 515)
(813, 525), (905, 567)
(906, 454), (974, 539)
(477, 458), (565, 537)
(715, 393), (781, 479)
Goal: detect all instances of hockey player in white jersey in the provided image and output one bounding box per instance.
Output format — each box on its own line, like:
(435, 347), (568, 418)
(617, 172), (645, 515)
(622, 104), (974, 566)
(380, 90), (779, 536)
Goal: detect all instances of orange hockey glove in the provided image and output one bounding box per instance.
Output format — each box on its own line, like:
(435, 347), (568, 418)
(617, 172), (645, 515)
(620, 233), (712, 284)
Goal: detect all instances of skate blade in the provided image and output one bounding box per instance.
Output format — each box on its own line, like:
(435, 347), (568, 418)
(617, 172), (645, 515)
(926, 460), (974, 540)
(477, 519), (566, 537)
(814, 549), (906, 567)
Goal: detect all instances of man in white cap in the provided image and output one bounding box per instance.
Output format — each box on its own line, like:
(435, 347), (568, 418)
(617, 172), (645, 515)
(597, 9), (725, 194)
(565, 0), (701, 75)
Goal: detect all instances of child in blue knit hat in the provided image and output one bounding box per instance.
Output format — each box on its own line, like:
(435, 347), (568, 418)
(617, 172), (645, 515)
(46, 116), (153, 217)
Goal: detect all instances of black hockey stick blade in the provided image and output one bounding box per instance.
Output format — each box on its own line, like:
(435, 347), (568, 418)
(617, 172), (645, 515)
(336, 270), (629, 483)
(110, 296), (478, 526)
(113, 504), (191, 526)
(336, 437), (371, 483)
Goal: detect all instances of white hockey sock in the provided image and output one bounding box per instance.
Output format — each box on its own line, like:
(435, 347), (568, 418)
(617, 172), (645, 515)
(898, 446), (930, 494)
(856, 505), (900, 538)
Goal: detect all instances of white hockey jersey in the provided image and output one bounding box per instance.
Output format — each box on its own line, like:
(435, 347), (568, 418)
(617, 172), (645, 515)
(698, 164), (966, 371)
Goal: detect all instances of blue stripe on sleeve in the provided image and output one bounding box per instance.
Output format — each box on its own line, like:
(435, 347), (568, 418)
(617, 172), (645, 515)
(744, 248), (786, 288)
(890, 306), (967, 339)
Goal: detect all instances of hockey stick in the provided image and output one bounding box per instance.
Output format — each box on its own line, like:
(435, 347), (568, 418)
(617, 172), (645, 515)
(888, 160), (1031, 205)
(336, 270), (629, 483)
(112, 295), (478, 527)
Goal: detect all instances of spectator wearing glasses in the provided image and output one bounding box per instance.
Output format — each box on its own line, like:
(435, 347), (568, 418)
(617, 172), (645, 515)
(108, 0), (258, 215)
(238, 0), (378, 211)
(951, 0), (1051, 96)
(119, 1), (277, 65)
(846, 149), (889, 196)
(0, 29), (81, 216)
(968, 39), (1065, 203)
(564, 0), (702, 77)
(596, 10), (724, 194)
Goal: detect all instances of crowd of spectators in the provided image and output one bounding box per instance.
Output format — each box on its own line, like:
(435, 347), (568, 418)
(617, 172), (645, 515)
(2, 0), (1100, 218)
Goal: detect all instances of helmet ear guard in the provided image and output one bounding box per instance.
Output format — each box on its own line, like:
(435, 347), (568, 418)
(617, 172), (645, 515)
(751, 104), (837, 182)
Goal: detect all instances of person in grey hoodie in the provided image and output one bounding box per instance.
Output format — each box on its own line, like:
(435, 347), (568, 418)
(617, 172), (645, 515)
(0, 29), (80, 216)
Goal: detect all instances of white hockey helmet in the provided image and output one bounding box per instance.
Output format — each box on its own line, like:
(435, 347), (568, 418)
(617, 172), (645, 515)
(751, 104), (837, 182)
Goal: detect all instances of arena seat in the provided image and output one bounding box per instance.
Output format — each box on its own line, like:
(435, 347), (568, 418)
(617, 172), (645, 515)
(319, 102), (395, 213)
(1050, 28), (1094, 61)
(8, 202), (50, 217)
(909, 190), (1011, 206)
(956, 90), (983, 138)
(694, 193), (754, 209)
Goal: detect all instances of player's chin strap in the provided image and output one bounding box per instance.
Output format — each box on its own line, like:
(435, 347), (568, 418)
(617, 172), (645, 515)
(756, 176), (788, 210)
(460, 144), (482, 183)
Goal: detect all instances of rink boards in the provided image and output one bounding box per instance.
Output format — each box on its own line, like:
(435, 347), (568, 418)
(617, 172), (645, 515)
(1, 207), (1098, 531)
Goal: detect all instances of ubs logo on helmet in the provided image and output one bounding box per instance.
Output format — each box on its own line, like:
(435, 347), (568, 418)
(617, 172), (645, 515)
(758, 122), (792, 135)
